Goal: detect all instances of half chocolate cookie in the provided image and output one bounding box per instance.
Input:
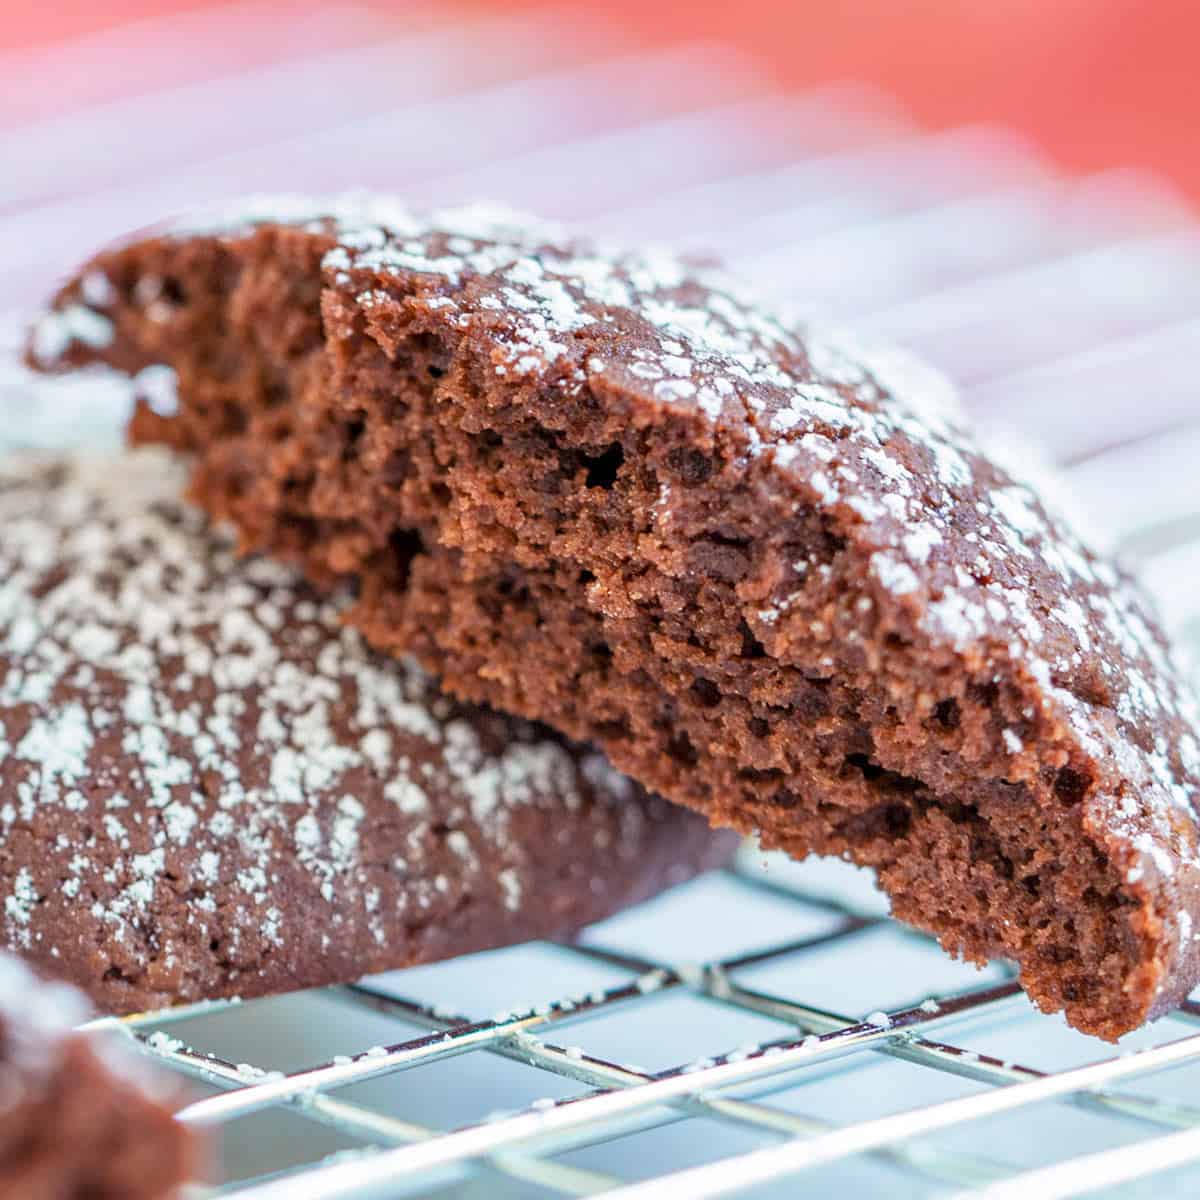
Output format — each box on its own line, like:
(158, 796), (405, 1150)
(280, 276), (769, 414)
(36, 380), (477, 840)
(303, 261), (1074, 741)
(30, 198), (1200, 1038)
(0, 447), (731, 1015)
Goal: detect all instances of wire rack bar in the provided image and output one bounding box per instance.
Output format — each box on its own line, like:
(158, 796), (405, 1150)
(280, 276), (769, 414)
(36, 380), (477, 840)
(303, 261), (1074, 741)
(592, 1030), (1200, 1200)
(956, 1124), (1200, 1200)
(202, 939), (1076, 1193)
(571, 936), (1200, 1139)
(337, 976), (1013, 1189)
(125, 1015), (618, 1197)
(702, 971), (1200, 1131)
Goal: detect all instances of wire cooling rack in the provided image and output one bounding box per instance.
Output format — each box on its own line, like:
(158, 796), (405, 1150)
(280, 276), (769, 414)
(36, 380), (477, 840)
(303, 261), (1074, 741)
(5, 3), (1200, 1195)
(99, 836), (1200, 1200)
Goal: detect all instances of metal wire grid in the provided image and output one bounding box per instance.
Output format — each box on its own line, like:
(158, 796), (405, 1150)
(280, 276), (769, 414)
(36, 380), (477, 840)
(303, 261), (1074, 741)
(4, 3), (1200, 1195)
(100, 838), (1200, 1200)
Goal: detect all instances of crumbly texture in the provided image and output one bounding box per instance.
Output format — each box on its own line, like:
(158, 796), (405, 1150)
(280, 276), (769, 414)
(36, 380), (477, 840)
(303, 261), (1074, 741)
(31, 196), (1200, 1039)
(0, 447), (729, 1015)
(0, 952), (198, 1198)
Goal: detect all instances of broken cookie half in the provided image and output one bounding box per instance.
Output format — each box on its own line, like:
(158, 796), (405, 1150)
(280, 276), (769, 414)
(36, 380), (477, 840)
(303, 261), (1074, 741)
(30, 195), (1200, 1039)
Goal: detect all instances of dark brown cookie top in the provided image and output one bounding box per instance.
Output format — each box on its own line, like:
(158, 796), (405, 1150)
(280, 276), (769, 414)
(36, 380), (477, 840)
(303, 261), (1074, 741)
(0, 447), (680, 995)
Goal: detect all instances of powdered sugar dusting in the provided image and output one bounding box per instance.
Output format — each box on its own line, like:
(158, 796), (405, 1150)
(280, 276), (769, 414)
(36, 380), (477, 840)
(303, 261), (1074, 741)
(28, 302), (113, 366)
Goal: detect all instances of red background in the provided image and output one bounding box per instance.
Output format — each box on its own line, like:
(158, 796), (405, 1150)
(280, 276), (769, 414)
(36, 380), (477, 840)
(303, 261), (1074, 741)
(4, 0), (1199, 203)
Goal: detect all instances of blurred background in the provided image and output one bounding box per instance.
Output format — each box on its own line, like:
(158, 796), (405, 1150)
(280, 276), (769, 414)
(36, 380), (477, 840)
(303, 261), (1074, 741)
(5, 0), (1200, 196)
(3, 2), (1200, 1197)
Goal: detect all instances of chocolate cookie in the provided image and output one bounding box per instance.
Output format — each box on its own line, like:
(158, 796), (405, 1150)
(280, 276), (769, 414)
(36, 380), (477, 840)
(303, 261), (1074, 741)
(0, 951), (198, 1198)
(0, 447), (731, 1015)
(30, 199), (1200, 1039)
